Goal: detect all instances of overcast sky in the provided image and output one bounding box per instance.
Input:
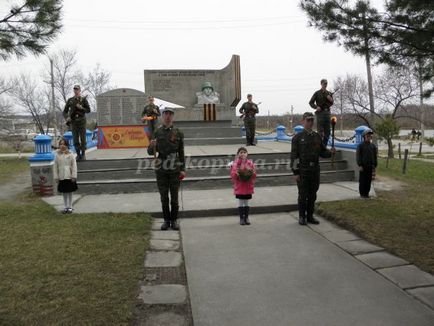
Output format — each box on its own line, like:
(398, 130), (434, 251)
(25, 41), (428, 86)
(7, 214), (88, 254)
(1, 0), (388, 115)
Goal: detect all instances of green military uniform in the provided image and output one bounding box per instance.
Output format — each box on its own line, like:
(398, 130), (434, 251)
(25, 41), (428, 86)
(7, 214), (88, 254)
(290, 114), (332, 225)
(63, 95), (91, 159)
(147, 122), (185, 229)
(239, 101), (259, 146)
(309, 89), (333, 147)
(142, 103), (161, 137)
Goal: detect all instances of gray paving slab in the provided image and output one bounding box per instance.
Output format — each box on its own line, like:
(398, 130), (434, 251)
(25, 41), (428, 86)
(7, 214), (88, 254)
(144, 251), (182, 268)
(356, 252), (409, 270)
(378, 265), (434, 290)
(407, 287), (434, 310)
(304, 215), (344, 234)
(336, 239), (384, 255)
(320, 229), (361, 243)
(144, 312), (188, 326)
(181, 213), (434, 326)
(138, 284), (186, 304)
(150, 239), (180, 251)
(151, 221), (163, 230)
(54, 182), (361, 214)
(151, 230), (180, 240)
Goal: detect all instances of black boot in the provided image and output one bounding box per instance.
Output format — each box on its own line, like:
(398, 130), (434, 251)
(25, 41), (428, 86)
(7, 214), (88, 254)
(170, 205), (180, 230)
(298, 201), (307, 225)
(299, 216), (307, 225)
(161, 205), (171, 230)
(307, 216), (320, 224)
(244, 206), (251, 225)
(238, 207), (246, 225)
(75, 147), (82, 161)
(81, 149), (86, 161)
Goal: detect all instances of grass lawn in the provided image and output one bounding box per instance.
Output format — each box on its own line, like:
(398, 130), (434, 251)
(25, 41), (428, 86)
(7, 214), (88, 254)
(317, 158), (434, 274)
(0, 157), (30, 184)
(0, 194), (152, 325)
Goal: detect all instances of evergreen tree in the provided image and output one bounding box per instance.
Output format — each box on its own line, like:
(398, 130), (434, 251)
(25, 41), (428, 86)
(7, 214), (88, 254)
(0, 0), (63, 60)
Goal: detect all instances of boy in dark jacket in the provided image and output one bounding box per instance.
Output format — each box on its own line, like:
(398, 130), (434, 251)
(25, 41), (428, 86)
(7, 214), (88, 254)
(356, 128), (378, 198)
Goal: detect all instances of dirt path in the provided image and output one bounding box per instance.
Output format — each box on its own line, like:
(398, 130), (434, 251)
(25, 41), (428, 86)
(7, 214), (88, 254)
(0, 172), (31, 201)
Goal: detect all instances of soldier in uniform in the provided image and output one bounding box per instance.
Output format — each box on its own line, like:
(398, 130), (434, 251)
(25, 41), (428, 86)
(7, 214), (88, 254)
(239, 94), (259, 146)
(290, 112), (336, 226)
(309, 79), (334, 147)
(147, 108), (186, 231)
(142, 96), (161, 136)
(356, 128), (378, 198)
(63, 85), (91, 161)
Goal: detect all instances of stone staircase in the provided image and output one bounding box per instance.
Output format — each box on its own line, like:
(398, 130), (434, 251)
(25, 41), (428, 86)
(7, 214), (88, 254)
(76, 151), (354, 194)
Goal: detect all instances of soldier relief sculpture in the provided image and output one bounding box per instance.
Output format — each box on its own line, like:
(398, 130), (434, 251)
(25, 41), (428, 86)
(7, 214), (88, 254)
(196, 82), (220, 104)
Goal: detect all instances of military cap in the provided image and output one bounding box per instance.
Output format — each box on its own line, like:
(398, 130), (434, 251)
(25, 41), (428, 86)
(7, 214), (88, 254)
(161, 107), (175, 114)
(303, 112), (315, 119)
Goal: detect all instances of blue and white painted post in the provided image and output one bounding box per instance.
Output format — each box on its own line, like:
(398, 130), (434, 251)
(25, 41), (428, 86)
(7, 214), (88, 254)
(294, 125), (304, 134)
(354, 125), (370, 145)
(28, 134), (55, 196)
(63, 131), (74, 150)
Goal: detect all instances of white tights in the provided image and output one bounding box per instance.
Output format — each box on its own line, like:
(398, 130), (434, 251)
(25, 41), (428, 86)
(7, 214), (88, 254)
(62, 192), (73, 209)
(238, 199), (250, 207)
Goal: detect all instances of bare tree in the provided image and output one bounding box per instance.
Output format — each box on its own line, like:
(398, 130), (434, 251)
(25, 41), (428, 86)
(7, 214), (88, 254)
(83, 63), (114, 110)
(44, 49), (83, 113)
(8, 74), (50, 134)
(338, 68), (419, 157)
(0, 77), (12, 118)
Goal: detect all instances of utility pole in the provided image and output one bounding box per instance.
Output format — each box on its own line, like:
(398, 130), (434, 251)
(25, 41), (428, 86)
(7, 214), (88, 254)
(290, 105), (294, 131)
(267, 110), (270, 130)
(49, 57), (57, 139)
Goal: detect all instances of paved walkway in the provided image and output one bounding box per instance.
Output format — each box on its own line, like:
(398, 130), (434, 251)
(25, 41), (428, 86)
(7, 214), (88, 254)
(181, 213), (434, 326)
(42, 182), (368, 214)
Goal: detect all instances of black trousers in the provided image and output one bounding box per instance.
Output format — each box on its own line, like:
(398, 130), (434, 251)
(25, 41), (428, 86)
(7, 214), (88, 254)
(359, 167), (373, 197)
(156, 170), (180, 221)
(297, 168), (320, 218)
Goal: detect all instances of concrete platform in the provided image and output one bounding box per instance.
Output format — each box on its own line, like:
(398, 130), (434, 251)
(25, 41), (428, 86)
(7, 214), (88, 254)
(85, 142), (292, 160)
(42, 182), (372, 216)
(181, 213), (434, 326)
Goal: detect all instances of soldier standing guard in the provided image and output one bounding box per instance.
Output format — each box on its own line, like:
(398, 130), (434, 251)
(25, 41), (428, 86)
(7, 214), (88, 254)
(147, 108), (186, 231)
(142, 96), (161, 137)
(239, 94), (259, 146)
(63, 85), (91, 161)
(309, 79), (334, 147)
(290, 112), (335, 226)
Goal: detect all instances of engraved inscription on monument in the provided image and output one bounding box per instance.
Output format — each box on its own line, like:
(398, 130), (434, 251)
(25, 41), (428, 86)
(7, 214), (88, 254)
(97, 89), (146, 126)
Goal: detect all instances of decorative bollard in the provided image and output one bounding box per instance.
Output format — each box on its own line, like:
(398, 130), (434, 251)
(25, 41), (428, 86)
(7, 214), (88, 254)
(276, 125), (287, 139)
(354, 125), (370, 145)
(28, 134), (55, 196)
(294, 125), (304, 134)
(63, 131), (74, 150)
(86, 129), (92, 145)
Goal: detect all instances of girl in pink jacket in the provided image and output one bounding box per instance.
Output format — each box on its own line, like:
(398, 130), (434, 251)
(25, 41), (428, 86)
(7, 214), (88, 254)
(230, 147), (257, 225)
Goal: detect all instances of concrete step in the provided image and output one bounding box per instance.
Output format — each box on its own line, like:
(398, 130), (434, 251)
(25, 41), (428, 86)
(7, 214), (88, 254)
(77, 160), (348, 181)
(173, 120), (233, 128)
(181, 127), (241, 138)
(76, 169), (354, 194)
(184, 137), (244, 145)
(77, 151), (344, 170)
